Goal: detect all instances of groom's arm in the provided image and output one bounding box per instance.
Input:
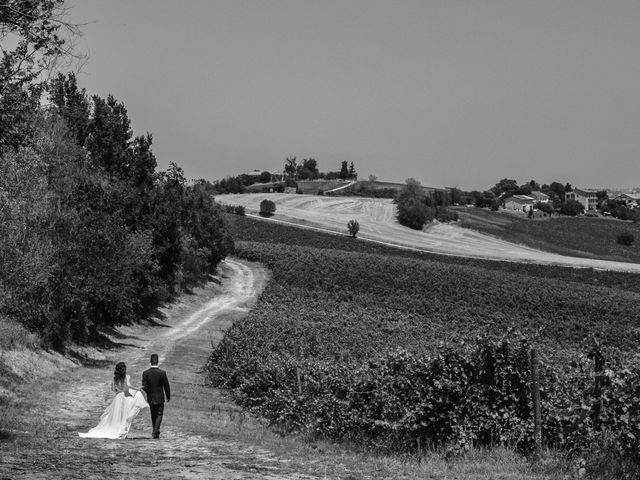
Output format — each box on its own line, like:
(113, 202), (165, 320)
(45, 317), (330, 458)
(141, 371), (148, 393)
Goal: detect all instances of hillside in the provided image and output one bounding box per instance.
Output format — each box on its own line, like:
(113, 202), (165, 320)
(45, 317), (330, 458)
(455, 207), (640, 264)
(214, 193), (640, 272)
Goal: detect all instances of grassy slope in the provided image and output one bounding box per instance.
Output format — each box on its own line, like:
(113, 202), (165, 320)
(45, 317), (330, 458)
(455, 207), (640, 264)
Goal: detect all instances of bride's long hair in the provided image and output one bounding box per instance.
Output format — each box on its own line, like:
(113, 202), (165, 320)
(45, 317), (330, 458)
(114, 362), (127, 385)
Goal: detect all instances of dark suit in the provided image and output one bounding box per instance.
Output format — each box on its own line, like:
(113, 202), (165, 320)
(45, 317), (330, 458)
(142, 366), (171, 438)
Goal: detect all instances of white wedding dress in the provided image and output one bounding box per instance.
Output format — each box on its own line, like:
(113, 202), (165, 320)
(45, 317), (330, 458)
(79, 374), (149, 439)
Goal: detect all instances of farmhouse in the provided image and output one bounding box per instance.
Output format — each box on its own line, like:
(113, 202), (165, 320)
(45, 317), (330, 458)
(529, 191), (550, 203)
(503, 195), (535, 212)
(614, 193), (640, 208)
(565, 187), (598, 211)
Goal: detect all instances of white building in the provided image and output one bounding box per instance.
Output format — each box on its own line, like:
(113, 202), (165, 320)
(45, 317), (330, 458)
(565, 188), (598, 211)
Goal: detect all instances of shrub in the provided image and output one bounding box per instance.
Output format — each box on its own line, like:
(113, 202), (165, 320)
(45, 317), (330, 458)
(560, 199), (584, 216)
(0, 316), (40, 350)
(347, 219), (360, 238)
(617, 232), (635, 246)
(259, 199), (276, 217)
(435, 207), (459, 223)
(535, 202), (554, 215)
(234, 205), (246, 216)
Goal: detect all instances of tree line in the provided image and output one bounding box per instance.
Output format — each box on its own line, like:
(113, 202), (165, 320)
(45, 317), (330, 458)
(1, 4), (232, 349)
(212, 158), (358, 194)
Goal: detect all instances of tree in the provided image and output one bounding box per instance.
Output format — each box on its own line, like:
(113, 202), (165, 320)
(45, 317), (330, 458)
(475, 190), (497, 209)
(0, 0), (83, 151)
(85, 94), (132, 177)
(535, 202), (554, 215)
(449, 188), (462, 205)
(515, 184), (532, 195)
(0, 1), (82, 81)
(396, 178), (430, 229)
(347, 219), (360, 238)
(284, 156), (297, 179)
(548, 182), (566, 197)
(348, 161), (357, 180)
(259, 199), (276, 217)
(368, 174), (378, 182)
(259, 171), (271, 183)
(49, 72), (90, 146)
(560, 199), (584, 216)
(491, 179), (518, 197)
(127, 133), (157, 191)
(339, 161), (349, 180)
(297, 158), (319, 180)
(596, 190), (608, 209)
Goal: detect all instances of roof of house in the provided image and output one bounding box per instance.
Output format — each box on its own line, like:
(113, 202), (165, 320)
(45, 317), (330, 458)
(571, 187), (598, 196)
(505, 195), (535, 203)
(530, 191), (549, 200)
(615, 193), (640, 201)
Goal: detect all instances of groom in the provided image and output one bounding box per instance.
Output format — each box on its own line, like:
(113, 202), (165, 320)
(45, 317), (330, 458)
(141, 353), (171, 439)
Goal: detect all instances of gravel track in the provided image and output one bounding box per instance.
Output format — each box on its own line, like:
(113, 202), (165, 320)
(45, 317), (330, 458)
(0, 258), (318, 480)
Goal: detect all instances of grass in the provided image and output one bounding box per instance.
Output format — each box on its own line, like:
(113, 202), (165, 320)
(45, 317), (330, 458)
(0, 315), (40, 350)
(456, 207), (640, 264)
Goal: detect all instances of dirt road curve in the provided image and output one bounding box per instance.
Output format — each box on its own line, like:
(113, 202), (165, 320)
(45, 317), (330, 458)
(0, 259), (318, 480)
(216, 193), (640, 273)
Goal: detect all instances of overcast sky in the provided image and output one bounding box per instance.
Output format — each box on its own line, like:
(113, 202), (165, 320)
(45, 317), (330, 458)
(68, 1), (640, 191)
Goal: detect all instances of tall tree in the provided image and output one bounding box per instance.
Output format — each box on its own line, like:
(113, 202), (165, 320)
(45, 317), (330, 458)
(0, 0), (82, 151)
(85, 94), (132, 177)
(297, 158), (319, 180)
(49, 72), (90, 146)
(284, 156), (297, 179)
(348, 161), (357, 180)
(339, 161), (349, 180)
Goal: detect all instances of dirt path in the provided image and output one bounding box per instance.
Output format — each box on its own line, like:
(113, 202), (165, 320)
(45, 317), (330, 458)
(0, 258), (319, 480)
(215, 193), (640, 273)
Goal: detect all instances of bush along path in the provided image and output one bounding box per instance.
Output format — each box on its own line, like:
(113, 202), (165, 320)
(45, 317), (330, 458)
(0, 258), (317, 479)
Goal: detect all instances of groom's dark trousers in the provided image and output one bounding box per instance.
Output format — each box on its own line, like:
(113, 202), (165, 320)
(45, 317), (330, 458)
(142, 366), (171, 438)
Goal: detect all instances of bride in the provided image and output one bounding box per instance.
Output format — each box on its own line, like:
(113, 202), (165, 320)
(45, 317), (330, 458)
(79, 362), (149, 439)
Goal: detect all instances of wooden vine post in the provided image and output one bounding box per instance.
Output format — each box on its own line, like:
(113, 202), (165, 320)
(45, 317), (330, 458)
(530, 347), (542, 459)
(590, 337), (605, 430)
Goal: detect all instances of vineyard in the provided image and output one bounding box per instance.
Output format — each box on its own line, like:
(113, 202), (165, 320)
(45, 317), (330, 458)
(208, 214), (640, 476)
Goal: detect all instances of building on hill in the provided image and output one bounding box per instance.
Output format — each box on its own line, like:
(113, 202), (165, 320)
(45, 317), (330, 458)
(504, 195), (535, 212)
(614, 193), (640, 208)
(565, 187), (598, 210)
(529, 191), (550, 203)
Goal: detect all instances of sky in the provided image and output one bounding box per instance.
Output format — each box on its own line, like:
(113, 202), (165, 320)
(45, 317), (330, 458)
(67, 0), (640, 192)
